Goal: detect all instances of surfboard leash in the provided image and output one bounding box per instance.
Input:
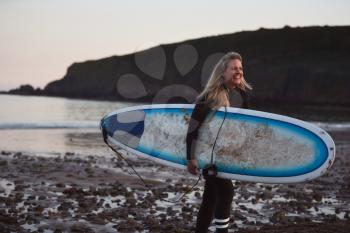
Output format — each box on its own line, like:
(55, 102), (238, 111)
(203, 106), (227, 179)
(211, 106), (228, 163)
(102, 131), (202, 204)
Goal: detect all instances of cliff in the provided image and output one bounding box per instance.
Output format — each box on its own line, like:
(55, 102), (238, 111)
(43, 26), (350, 107)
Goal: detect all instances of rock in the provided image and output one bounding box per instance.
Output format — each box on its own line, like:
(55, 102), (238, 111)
(0, 160), (8, 166)
(78, 197), (97, 211)
(38, 195), (46, 200)
(86, 214), (106, 225)
(113, 219), (140, 232)
(239, 205), (248, 211)
(125, 197), (137, 207)
(55, 182), (65, 188)
(1, 151), (11, 156)
(144, 216), (161, 230)
(14, 184), (25, 191)
(313, 193), (323, 202)
(13, 152), (22, 157)
(167, 206), (177, 216)
(8, 84), (42, 95)
(149, 209), (157, 214)
(233, 211), (247, 221)
(33, 205), (44, 213)
(296, 203), (307, 213)
(251, 198), (257, 205)
(270, 211), (287, 224)
(14, 192), (23, 202)
(63, 187), (85, 196)
(0, 212), (18, 224)
(58, 202), (74, 211)
(70, 223), (94, 233)
(182, 206), (192, 213)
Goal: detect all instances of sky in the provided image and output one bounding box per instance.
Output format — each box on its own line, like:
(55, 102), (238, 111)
(0, 0), (349, 91)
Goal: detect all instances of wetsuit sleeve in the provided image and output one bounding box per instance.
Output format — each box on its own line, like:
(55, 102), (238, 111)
(186, 103), (211, 160)
(242, 90), (251, 109)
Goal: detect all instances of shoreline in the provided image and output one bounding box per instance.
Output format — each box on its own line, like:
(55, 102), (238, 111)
(0, 121), (350, 232)
(1, 92), (350, 122)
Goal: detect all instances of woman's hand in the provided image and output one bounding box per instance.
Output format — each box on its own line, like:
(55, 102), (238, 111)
(187, 159), (199, 175)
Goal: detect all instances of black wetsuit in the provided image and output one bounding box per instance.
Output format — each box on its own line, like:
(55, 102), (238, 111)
(186, 88), (250, 233)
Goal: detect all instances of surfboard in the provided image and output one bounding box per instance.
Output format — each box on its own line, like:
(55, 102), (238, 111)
(100, 104), (335, 183)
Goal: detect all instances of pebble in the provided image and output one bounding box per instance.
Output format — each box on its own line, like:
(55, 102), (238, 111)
(0, 159), (8, 166)
(70, 223), (94, 233)
(270, 210), (287, 224)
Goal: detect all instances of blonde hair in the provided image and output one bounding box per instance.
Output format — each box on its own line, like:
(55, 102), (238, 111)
(196, 51), (252, 109)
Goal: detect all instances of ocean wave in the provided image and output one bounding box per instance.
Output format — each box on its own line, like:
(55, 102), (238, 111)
(0, 121), (99, 130)
(311, 122), (350, 131)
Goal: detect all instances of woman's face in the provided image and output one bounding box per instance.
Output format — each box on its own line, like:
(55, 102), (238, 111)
(222, 59), (243, 90)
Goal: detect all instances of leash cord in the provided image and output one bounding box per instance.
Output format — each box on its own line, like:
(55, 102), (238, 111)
(103, 134), (201, 204)
(210, 106), (228, 164)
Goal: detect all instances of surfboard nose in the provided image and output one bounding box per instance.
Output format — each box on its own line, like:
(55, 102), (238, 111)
(100, 110), (145, 149)
(100, 116), (109, 142)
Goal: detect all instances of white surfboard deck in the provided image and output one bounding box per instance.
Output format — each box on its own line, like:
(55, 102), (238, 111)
(100, 104), (335, 184)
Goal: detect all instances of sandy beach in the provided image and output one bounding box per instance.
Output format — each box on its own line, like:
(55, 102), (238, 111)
(0, 127), (349, 233)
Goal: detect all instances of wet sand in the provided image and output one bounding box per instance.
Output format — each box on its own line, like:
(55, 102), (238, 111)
(1, 129), (350, 232)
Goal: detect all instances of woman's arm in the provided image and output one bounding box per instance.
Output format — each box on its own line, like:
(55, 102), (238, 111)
(186, 103), (211, 160)
(241, 89), (251, 109)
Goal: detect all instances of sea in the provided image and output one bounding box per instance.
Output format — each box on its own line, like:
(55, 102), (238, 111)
(0, 94), (137, 156)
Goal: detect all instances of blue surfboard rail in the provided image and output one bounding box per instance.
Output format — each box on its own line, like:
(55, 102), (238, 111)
(101, 104), (335, 183)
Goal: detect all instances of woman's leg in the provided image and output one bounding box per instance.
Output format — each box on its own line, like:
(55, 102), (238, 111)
(195, 177), (217, 233)
(214, 178), (234, 233)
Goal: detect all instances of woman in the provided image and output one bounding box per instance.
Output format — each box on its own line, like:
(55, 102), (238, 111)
(186, 52), (252, 233)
